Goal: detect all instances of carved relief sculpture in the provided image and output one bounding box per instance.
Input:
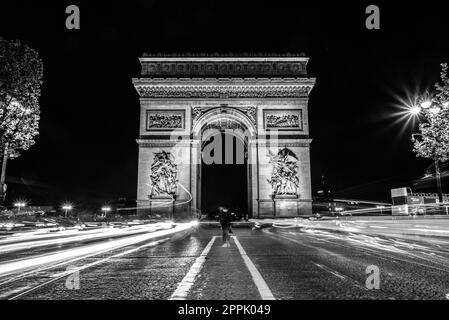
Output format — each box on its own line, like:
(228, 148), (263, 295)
(150, 151), (178, 197)
(147, 110), (185, 130)
(264, 109), (303, 130)
(240, 106), (257, 126)
(267, 148), (299, 196)
(192, 107), (213, 123)
(192, 106), (257, 128)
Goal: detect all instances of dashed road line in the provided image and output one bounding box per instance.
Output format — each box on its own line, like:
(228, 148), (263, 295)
(170, 236), (217, 300)
(232, 236), (275, 300)
(312, 262), (366, 290)
(313, 262), (346, 280)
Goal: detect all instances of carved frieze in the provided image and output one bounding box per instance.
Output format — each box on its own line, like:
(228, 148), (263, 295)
(135, 85), (312, 98)
(141, 61), (307, 78)
(146, 110), (185, 131)
(263, 109), (303, 131)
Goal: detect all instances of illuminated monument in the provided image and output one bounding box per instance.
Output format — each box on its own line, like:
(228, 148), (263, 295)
(133, 54), (315, 217)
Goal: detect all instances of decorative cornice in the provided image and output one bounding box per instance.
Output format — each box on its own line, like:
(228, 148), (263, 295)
(134, 77), (314, 84)
(253, 138), (313, 147)
(134, 84), (313, 98)
(138, 57), (310, 78)
(141, 53), (307, 58)
(136, 139), (194, 147)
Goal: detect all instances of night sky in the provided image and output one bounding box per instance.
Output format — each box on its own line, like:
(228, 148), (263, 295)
(0, 1), (448, 207)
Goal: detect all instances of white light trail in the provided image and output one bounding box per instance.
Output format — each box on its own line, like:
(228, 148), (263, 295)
(0, 223), (173, 254)
(0, 222), (196, 278)
(7, 238), (170, 300)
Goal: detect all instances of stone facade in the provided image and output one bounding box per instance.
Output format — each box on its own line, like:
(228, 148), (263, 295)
(133, 56), (315, 217)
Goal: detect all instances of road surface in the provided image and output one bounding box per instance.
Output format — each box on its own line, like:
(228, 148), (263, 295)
(1, 218), (449, 300)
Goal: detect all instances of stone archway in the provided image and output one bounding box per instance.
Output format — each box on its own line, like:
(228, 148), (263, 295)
(134, 55), (315, 218)
(192, 107), (257, 218)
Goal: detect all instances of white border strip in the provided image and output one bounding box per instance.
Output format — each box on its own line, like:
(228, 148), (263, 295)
(232, 236), (275, 300)
(169, 236), (216, 300)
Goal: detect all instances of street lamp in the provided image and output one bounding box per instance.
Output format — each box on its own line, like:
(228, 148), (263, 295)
(101, 206), (111, 218)
(410, 106), (421, 115)
(62, 204), (73, 218)
(409, 90), (449, 204)
(14, 201), (26, 214)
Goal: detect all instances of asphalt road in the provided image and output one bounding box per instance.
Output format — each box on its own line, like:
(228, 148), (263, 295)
(1, 219), (449, 300)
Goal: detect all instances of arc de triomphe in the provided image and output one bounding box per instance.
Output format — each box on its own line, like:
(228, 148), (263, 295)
(133, 55), (315, 218)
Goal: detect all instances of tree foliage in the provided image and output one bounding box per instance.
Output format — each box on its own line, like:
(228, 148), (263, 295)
(0, 38), (43, 159)
(413, 63), (449, 162)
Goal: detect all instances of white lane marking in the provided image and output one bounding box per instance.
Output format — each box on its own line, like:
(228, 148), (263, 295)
(7, 238), (169, 300)
(232, 236), (275, 300)
(170, 236), (216, 300)
(312, 263), (366, 290)
(313, 263), (346, 280)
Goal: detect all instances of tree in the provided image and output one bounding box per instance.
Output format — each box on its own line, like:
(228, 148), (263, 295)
(0, 38), (43, 204)
(413, 63), (449, 201)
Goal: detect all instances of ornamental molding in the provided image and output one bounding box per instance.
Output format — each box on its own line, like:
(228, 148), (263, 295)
(240, 106), (257, 125)
(134, 84), (313, 98)
(254, 138), (312, 147)
(191, 107), (212, 122)
(134, 77), (315, 84)
(256, 139), (313, 144)
(138, 59), (309, 78)
(136, 139), (194, 147)
(192, 106), (257, 127)
(201, 118), (248, 134)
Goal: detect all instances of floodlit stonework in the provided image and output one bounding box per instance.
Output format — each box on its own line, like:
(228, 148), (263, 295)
(133, 55), (315, 217)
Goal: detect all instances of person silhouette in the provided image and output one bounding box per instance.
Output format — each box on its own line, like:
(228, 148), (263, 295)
(218, 206), (232, 247)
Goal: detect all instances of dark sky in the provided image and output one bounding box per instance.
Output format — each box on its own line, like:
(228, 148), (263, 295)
(0, 1), (448, 206)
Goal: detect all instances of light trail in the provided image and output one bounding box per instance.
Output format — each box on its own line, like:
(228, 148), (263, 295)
(0, 223), (174, 254)
(7, 238), (170, 300)
(341, 203), (449, 216)
(0, 222), (196, 278)
(117, 182), (193, 211)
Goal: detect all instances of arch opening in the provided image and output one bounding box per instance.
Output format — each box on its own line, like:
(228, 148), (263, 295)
(196, 108), (254, 220)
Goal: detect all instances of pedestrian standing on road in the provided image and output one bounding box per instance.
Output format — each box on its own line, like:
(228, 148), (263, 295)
(218, 206), (232, 247)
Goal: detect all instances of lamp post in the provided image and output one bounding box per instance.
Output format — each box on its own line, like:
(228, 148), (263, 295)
(101, 206), (111, 219)
(62, 204), (73, 218)
(14, 201), (26, 216)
